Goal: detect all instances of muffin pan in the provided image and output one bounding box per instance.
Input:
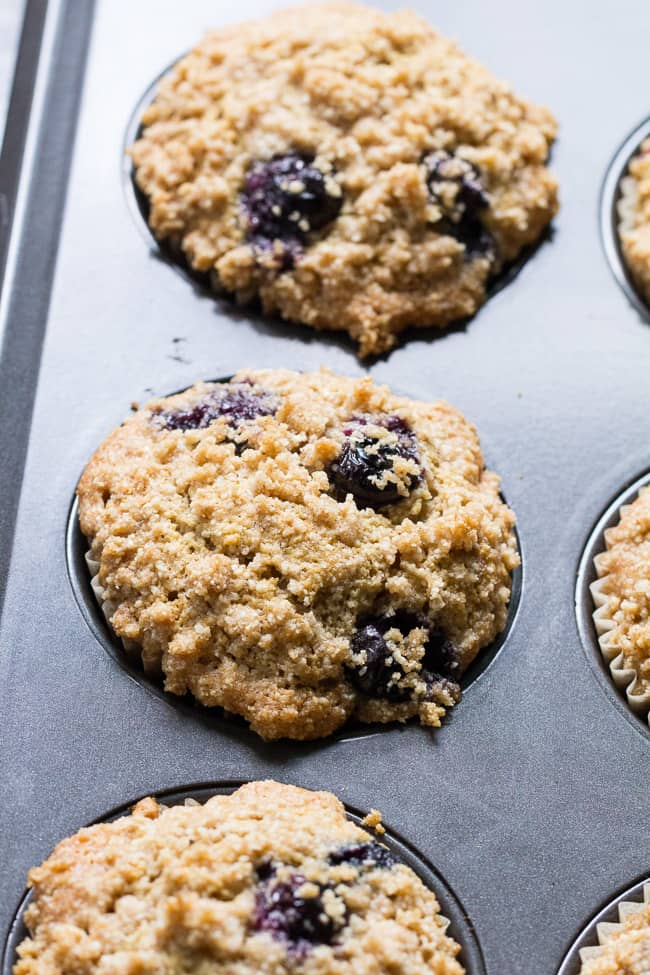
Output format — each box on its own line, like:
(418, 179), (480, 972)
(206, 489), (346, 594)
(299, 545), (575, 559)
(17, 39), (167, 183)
(2, 0), (650, 973)
(1, 782), (487, 975)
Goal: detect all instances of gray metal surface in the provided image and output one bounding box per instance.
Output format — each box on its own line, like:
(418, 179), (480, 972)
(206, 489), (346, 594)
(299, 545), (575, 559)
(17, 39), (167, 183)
(1, 1), (650, 972)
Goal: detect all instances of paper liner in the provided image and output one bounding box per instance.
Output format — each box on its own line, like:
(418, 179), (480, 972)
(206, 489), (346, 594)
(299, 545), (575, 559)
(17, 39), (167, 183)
(85, 550), (145, 664)
(616, 141), (650, 309)
(578, 883), (650, 967)
(590, 501), (650, 724)
(617, 174), (639, 237)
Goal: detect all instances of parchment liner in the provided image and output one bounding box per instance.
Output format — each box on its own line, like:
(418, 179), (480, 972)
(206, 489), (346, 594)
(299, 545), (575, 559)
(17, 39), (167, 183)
(578, 883), (650, 969)
(616, 138), (650, 308)
(590, 487), (650, 725)
(85, 551), (144, 665)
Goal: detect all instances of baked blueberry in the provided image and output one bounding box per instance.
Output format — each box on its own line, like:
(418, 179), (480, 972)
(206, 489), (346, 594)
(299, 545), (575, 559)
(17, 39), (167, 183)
(157, 382), (277, 431)
(253, 871), (345, 948)
(328, 415), (422, 508)
(242, 153), (342, 266)
(424, 150), (494, 257)
(329, 841), (396, 869)
(255, 857), (276, 881)
(346, 617), (411, 701)
(347, 612), (461, 704)
(422, 627), (462, 683)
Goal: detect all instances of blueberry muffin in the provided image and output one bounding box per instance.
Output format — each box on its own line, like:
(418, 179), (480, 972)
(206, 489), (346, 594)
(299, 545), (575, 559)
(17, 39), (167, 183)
(579, 886), (650, 974)
(130, 2), (558, 357)
(14, 781), (465, 975)
(618, 138), (650, 306)
(591, 485), (650, 718)
(77, 369), (519, 740)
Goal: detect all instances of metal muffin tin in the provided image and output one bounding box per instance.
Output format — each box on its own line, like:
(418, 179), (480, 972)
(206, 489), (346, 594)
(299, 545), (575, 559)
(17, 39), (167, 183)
(2, 1), (650, 972)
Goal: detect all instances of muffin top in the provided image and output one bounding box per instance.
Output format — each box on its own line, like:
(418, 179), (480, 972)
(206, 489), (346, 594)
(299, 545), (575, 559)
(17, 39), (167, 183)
(580, 893), (650, 975)
(594, 485), (650, 692)
(130, 1), (557, 356)
(15, 781), (465, 975)
(77, 368), (518, 740)
(618, 138), (650, 306)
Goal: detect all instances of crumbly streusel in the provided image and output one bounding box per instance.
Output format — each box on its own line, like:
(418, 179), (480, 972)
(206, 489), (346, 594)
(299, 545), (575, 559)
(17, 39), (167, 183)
(618, 138), (650, 307)
(130, 2), (558, 356)
(594, 485), (650, 693)
(77, 369), (518, 740)
(14, 781), (465, 975)
(580, 898), (650, 975)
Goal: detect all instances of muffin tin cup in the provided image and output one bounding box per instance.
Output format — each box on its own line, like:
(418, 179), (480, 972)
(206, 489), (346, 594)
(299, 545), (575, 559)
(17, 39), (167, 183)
(1, 782), (487, 975)
(601, 115), (650, 320)
(576, 469), (650, 738)
(68, 373), (523, 741)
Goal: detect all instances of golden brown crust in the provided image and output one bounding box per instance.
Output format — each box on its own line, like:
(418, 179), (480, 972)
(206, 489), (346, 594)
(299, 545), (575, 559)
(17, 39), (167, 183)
(15, 781), (465, 975)
(77, 369), (518, 740)
(618, 138), (650, 306)
(130, 2), (558, 356)
(595, 486), (650, 692)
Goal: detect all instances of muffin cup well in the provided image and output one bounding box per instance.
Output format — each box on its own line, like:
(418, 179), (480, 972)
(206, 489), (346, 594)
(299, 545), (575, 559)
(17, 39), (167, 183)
(616, 139), (650, 307)
(601, 116), (650, 318)
(590, 490), (650, 725)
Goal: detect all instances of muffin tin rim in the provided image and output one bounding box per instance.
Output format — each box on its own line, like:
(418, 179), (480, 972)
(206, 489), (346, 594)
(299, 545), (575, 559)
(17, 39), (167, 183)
(1, 779), (488, 975)
(600, 113), (650, 321)
(575, 467), (650, 745)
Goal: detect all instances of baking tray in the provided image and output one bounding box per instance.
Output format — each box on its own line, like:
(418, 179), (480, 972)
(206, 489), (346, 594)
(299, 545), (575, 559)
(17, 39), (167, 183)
(1, 1), (650, 972)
